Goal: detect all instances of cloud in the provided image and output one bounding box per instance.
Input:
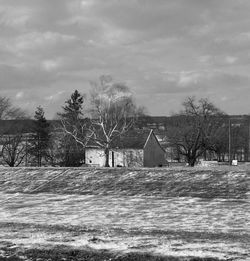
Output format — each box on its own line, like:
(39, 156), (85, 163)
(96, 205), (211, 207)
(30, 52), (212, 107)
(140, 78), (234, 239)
(0, 63), (58, 90)
(0, 5), (32, 30)
(166, 71), (202, 88)
(135, 70), (250, 97)
(225, 56), (238, 65)
(198, 55), (239, 67)
(44, 91), (65, 101)
(1, 0), (250, 117)
(12, 31), (78, 53)
(41, 59), (62, 71)
(15, 91), (24, 100)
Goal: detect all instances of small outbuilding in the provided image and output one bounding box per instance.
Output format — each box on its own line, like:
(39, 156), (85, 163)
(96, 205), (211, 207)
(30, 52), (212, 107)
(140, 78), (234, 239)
(85, 129), (167, 167)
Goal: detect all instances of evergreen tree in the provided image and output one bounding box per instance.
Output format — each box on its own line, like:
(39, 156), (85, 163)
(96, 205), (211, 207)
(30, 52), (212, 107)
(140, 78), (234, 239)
(59, 90), (84, 122)
(29, 106), (50, 166)
(58, 90), (86, 167)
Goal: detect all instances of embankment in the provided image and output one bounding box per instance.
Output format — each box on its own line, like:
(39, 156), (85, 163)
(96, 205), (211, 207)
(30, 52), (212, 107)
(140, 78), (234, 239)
(0, 167), (249, 198)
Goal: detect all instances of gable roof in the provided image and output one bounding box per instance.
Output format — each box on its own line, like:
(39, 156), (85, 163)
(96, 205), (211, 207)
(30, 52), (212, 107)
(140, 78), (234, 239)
(110, 129), (152, 149)
(86, 129), (167, 151)
(143, 129), (166, 153)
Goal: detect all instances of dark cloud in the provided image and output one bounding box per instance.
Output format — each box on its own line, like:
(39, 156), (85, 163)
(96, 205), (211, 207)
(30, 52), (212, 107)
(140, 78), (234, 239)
(0, 64), (58, 89)
(1, 0), (250, 117)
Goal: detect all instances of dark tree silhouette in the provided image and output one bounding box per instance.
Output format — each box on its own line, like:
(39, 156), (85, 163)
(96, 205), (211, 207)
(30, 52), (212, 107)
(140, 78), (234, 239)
(167, 96), (225, 166)
(29, 106), (50, 166)
(2, 134), (27, 167)
(57, 90), (86, 166)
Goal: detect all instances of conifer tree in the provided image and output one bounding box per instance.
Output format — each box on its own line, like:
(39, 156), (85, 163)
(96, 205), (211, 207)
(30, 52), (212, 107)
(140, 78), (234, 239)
(60, 90), (84, 122)
(58, 90), (86, 167)
(29, 106), (50, 166)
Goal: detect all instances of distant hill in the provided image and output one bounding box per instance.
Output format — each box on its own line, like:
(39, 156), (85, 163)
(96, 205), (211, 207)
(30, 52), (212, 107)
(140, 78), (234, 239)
(1, 115), (249, 135)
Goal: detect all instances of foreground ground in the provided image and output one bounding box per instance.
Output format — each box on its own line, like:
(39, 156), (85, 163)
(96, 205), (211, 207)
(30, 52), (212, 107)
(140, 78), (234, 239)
(0, 166), (249, 260)
(0, 243), (226, 261)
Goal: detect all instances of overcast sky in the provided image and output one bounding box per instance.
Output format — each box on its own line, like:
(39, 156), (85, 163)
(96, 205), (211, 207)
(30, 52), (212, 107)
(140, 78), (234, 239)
(0, 0), (250, 118)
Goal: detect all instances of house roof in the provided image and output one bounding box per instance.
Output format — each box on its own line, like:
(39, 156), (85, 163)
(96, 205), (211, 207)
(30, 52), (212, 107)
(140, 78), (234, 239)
(85, 129), (153, 149)
(110, 129), (152, 149)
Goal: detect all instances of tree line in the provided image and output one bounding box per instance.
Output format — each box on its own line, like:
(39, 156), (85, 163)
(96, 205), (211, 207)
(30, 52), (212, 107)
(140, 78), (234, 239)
(165, 97), (249, 166)
(0, 76), (249, 167)
(0, 76), (144, 167)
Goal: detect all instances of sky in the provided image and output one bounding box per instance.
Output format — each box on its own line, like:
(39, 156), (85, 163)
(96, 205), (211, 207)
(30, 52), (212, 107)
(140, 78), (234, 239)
(0, 0), (250, 119)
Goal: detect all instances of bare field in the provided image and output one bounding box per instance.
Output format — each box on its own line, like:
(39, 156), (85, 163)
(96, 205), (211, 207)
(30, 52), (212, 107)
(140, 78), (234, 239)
(0, 167), (249, 260)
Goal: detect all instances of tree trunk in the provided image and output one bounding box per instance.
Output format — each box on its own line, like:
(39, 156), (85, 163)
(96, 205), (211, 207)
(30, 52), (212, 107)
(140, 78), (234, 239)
(104, 146), (110, 167)
(9, 160), (15, 167)
(188, 157), (196, 167)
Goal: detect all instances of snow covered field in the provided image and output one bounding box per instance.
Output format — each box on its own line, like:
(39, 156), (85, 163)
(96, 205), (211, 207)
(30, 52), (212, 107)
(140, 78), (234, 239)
(0, 167), (249, 260)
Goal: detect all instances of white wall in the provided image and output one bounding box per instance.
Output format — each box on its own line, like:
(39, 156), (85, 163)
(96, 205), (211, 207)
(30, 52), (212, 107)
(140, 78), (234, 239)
(85, 148), (144, 167)
(85, 148), (106, 167)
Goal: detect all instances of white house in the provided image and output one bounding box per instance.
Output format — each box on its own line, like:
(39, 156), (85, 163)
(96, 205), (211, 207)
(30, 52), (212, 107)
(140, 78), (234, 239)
(85, 129), (167, 167)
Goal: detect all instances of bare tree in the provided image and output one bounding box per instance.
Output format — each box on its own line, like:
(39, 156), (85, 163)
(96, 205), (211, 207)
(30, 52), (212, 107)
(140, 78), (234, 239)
(230, 120), (249, 161)
(207, 120), (228, 161)
(1, 134), (27, 167)
(0, 96), (27, 120)
(57, 77), (143, 167)
(89, 76), (140, 167)
(167, 96), (225, 166)
(0, 96), (29, 166)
